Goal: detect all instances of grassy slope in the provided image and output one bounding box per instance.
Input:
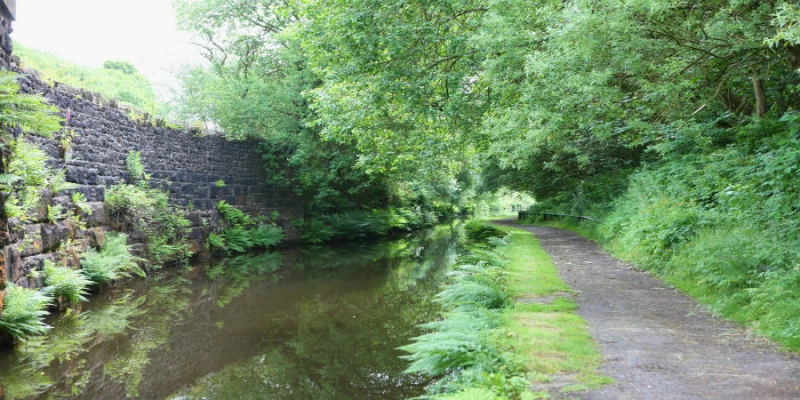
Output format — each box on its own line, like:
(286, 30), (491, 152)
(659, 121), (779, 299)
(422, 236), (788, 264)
(14, 44), (160, 115)
(493, 223), (611, 395)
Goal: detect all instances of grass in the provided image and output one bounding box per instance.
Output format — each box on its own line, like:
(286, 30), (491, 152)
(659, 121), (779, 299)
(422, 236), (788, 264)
(401, 221), (609, 399)
(492, 223), (612, 395)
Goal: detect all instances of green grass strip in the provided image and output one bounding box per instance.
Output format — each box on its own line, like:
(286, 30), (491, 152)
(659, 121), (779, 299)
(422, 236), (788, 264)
(492, 223), (612, 396)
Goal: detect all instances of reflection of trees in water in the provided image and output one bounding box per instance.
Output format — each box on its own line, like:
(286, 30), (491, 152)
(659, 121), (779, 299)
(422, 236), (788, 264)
(0, 224), (462, 399)
(170, 225), (461, 399)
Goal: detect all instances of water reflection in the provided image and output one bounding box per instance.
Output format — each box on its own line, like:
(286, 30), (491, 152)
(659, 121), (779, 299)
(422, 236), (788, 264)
(0, 224), (461, 399)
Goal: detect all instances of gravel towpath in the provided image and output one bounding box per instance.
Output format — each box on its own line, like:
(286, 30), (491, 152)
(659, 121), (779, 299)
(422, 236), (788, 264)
(496, 221), (800, 400)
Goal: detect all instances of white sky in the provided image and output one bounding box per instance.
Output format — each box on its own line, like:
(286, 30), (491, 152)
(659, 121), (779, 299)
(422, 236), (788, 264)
(11, 0), (203, 101)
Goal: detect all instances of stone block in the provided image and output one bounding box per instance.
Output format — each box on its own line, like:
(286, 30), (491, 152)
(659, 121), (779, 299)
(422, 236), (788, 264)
(40, 221), (72, 253)
(80, 202), (106, 227)
(36, 188), (54, 222)
(19, 224), (43, 257)
(21, 253), (55, 272)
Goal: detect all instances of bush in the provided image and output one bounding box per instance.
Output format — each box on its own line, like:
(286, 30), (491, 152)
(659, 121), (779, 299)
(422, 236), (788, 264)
(105, 183), (191, 266)
(0, 284), (53, 341)
(301, 206), (440, 243)
(464, 221), (503, 242)
(208, 201), (283, 253)
(43, 260), (92, 303)
(250, 224), (284, 248)
(81, 233), (144, 285)
(592, 133), (800, 350)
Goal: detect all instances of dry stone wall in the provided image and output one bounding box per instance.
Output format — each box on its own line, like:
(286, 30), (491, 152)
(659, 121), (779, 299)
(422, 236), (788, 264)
(0, 8), (303, 299)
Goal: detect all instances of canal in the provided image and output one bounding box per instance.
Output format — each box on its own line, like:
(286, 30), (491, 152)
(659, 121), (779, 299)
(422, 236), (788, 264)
(0, 224), (464, 399)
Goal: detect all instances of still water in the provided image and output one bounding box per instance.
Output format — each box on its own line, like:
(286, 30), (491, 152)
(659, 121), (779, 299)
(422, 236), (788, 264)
(0, 224), (463, 399)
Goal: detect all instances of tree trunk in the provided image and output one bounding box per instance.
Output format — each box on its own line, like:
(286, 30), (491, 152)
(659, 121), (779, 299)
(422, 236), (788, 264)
(752, 76), (766, 117)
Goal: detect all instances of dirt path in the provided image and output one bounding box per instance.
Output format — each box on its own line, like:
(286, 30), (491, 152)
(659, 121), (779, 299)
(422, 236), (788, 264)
(496, 221), (800, 400)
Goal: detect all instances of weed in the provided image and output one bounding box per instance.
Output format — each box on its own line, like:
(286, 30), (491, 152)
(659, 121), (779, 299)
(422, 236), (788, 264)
(46, 204), (66, 223)
(125, 151), (149, 183)
(208, 201), (283, 253)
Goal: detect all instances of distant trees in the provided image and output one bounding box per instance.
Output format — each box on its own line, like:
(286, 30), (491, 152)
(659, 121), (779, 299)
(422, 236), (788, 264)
(103, 60), (137, 75)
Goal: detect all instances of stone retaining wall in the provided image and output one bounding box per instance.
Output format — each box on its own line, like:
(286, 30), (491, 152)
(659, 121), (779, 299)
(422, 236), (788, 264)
(0, 8), (304, 300)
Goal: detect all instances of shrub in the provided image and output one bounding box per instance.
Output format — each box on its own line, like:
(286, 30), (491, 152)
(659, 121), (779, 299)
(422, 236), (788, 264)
(210, 201), (283, 253)
(217, 200), (252, 226)
(400, 230), (526, 397)
(250, 224), (284, 248)
(105, 183), (191, 266)
(0, 284), (53, 341)
(43, 260), (92, 303)
(464, 221), (503, 242)
(81, 233), (144, 285)
(125, 150), (149, 183)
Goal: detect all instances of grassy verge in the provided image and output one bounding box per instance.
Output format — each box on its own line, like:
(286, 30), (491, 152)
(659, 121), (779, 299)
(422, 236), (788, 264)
(400, 221), (609, 399)
(523, 213), (800, 352)
(494, 224), (611, 396)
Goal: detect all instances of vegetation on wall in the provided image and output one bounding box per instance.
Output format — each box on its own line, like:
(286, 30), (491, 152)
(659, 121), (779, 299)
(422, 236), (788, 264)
(207, 200), (283, 254)
(0, 71), (62, 220)
(105, 152), (192, 267)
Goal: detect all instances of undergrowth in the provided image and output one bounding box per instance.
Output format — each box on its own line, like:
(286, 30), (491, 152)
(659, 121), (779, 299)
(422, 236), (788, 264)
(523, 122), (800, 351)
(301, 207), (440, 244)
(400, 227), (528, 399)
(207, 200), (283, 254)
(43, 260), (92, 304)
(80, 233), (144, 285)
(105, 156), (192, 267)
(402, 222), (610, 399)
(0, 284), (53, 342)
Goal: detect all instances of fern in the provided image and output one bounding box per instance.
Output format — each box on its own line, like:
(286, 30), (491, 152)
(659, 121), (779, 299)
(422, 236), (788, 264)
(0, 284), (53, 340)
(436, 282), (507, 311)
(81, 233), (144, 285)
(249, 224), (284, 248)
(43, 260), (92, 303)
(217, 200), (252, 226)
(222, 225), (253, 253)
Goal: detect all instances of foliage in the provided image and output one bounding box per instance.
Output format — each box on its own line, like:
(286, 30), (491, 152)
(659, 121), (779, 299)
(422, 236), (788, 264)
(0, 70), (62, 222)
(70, 192), (92, 215)
(125, 151), (148, 184)
(208, 201), (283, 253)
(105, 183), (191, 266)
(103, 60), (138, 75)
(464, 221), (503, 242)
(0, 71), (62, 136)
(43, 260), (92, 303)
(80, 233), (144, 285)
(0, 283), (53, 341)
(47, 169), (78, 194)
(15, 44), (160, 114)
(46, 204), (66, 223)
(176, 0), (478, 230)
(4, 138), (48, 219)
(173, 0), (800, 351)
(400, 231), (532, 398)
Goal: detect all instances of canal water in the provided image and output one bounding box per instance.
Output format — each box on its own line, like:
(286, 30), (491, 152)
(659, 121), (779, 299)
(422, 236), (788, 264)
(0, 224), (463, 399)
